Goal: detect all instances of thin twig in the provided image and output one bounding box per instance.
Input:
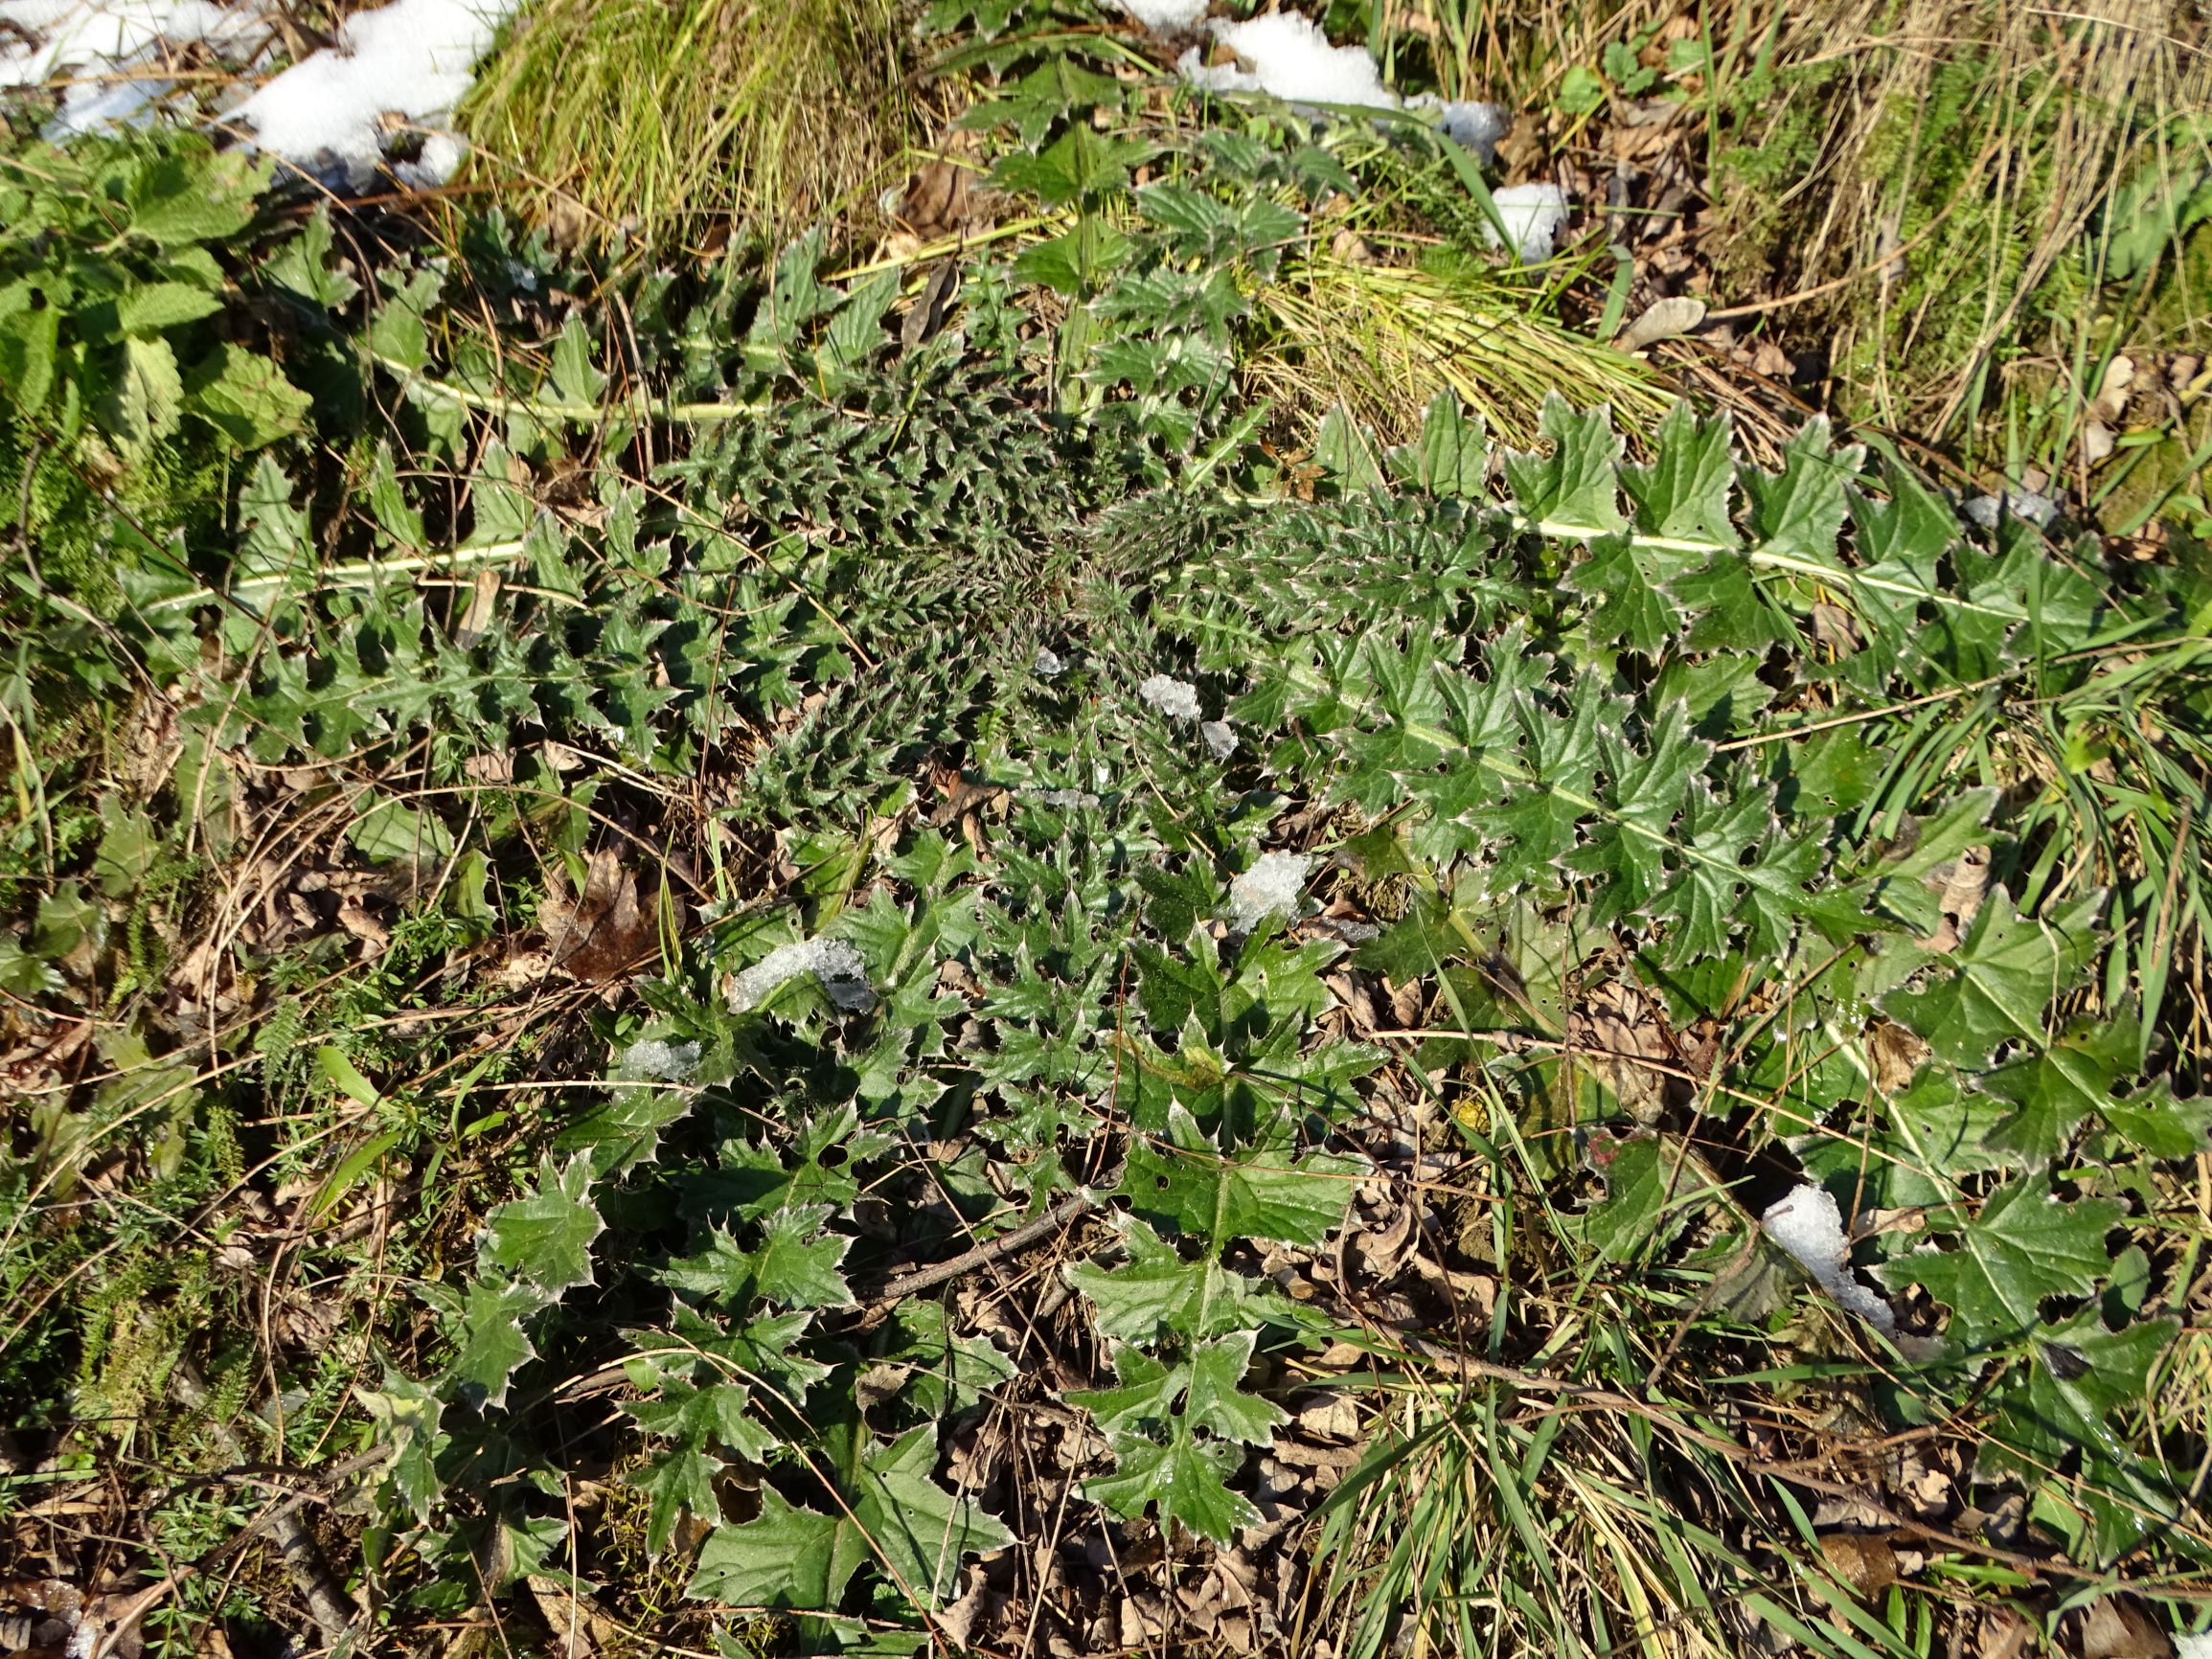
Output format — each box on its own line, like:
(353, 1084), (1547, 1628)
(865, 1186), (1107, 1306)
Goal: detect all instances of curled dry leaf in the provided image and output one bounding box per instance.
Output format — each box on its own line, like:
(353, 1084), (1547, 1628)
(1616, 295), (1705, 352)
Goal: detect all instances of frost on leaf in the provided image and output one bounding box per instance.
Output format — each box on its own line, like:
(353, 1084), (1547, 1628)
(728, 936), (876, 1013)
(1762, 1184), (1896, 1335)
(1225, 851), (1311, 934)
(1138, 672), (1202, 721)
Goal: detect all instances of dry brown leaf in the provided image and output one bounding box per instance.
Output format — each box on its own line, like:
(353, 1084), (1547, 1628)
(1868, 1019), (1931, 1095)
(1617, 296), (1706, 352)
(1568, 975), (1677, 1124)
(1819, 1533), (1902, 1598)
(538, 848), (656, 984)
(2070, 1597), (2174, 1659)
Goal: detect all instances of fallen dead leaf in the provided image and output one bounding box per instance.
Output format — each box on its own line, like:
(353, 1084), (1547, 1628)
(1867, 1019), (1931, 1095)
(1568, 973), (1678, 1125)
(1617, 296), (1706, 352)
(2069, 1596), (2174, 1659)
(538, 848), (656, 984)
(1820, 1532), (1902, 1599)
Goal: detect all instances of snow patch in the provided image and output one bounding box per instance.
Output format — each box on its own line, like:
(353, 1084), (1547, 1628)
(1227, 851), (1311, 934)
(728, 937), (876, 1015)
(1, 0), (254, 139)
(1200, 718), (1238, 759)
(1482, 183), (1569, 263)
(229, 0), (521, 186)
(1138, 673), (1202, 721)
(1175, 12), (1505, 163)
(1109, 0), (1206, 32)
(1180, 11), (1394, 108)
(1762, 1184), (1896, 1335)
(0, 0), (243, 88)
(1033, 646), (1067, 677)
(2172, 1635), (2212, 1659)
(618, 1038), (700, 1083)
(1427, 97), (1506, 165)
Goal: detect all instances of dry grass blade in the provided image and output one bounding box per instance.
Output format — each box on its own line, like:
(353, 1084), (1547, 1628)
(1247, 250), (1671, 448)
(459, 0), (912, 251)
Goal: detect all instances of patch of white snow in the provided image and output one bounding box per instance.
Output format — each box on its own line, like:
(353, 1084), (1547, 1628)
(1033, 647), (1066, 677)
(728, 937), (876, 1015)
(618, 1037), (700, 1082)
(1200, 718), (1238, 759)
(2172, 1634), (2212, 1659)
(1176, 13), (1504, 164)
(0, 0), (241, 87)
(1138, 673), (1202, 722)
(1179, 11), (1395, 109)
(1482, 182), (1569, 263)
(1762, 1184), (1896, 1335)
(1226, 851), (1311, 934)
(1432, 98), (1506, 164)
(229, 0), (520, 187)
(1109, 0), (1206, 32)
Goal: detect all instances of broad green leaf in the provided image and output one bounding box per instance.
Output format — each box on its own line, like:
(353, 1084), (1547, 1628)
(1982, 1016), (2145, 1166)
(126, 143), (267, 246)
(355, 1368), (446, 1523)
(1085, 1422), (1255, 1543)
(1622, 401), (1737, 548)
(349, 796), (456, 865)
(1876, 1175), (2122, 1352)
(1314, 404), (1384, 491)
(1581, 1133), (1706, 1262)
(747, 1205), (855, 1308)
(850, 1425), (1014, 1606)
(117, 282), (222, 335)
(688, 1486), (863, 1608)
(628, 1447), (724, 1558)
(0, 294), (58, 415)
(186, 343), (311, 447)
(1883, 892), (2103, 1069)
(1391, 390), (1487, 497)
(1065, 1217), (1287, 1343)
(1742, 417), (1860, 561)
(109, 335), (185, 458)
(1124, 1103), (1360, 1248)
(480, 1151), (605, 1294)
(1502, 396), (1626, 537)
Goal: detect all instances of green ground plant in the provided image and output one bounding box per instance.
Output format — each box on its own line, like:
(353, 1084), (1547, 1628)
(4, 5), (2212, 1658)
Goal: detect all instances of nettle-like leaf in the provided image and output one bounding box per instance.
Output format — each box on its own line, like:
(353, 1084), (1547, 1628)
(688, 1425), (1011, 1610)
(480, 1152), (606, 1295)
(1883, 892), (2104, 1069)
(1876, 1175), (2123, 1352)
(1065, 1216), (1290, 1344)
(1124, 1102), (1359, 1249)
(1621, 402), (1737, 550)
(1073, 1331), (1285, 1543)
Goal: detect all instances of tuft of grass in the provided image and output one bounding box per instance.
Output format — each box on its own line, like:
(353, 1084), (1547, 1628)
(459, 0), (913, 253)
(1248, 243), (1670, 448)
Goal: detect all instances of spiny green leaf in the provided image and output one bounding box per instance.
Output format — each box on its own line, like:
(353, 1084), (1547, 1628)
(480, 1152), (605, 1294)
(1503, 395), (1626, 537)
